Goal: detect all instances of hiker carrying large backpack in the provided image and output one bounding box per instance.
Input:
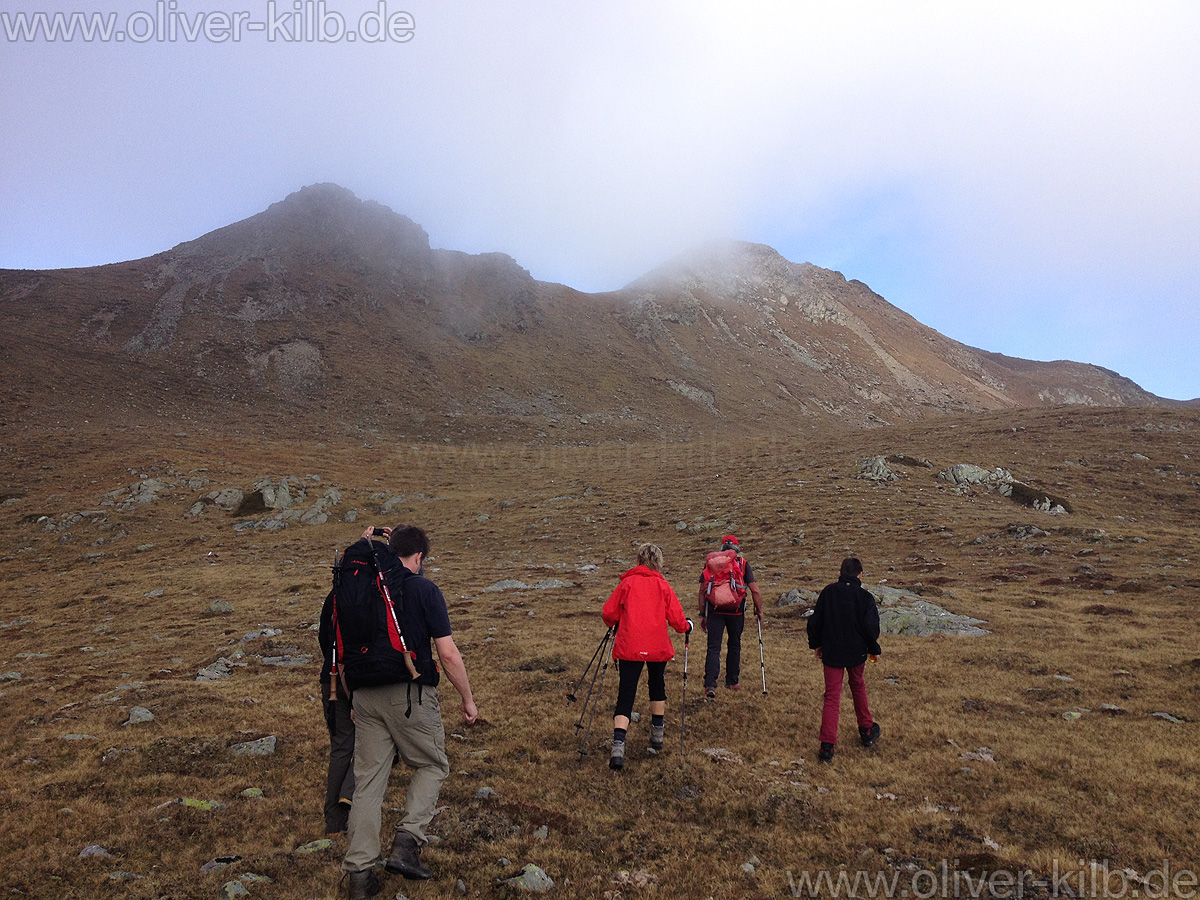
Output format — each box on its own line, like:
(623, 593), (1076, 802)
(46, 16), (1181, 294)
(334, 525), (478, 898)
(697, 535), (763, 698)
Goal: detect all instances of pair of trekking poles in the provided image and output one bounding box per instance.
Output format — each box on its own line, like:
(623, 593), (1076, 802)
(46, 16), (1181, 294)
(566, 624), (645, 759)
(566, 618), (767, 759)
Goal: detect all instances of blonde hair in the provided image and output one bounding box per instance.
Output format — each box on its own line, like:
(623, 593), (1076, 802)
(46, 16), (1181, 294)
(636, 543), (664, 572)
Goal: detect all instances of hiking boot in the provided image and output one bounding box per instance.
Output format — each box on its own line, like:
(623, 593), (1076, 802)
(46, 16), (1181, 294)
(385, 831), (431, 880)
(345, 869), (382, 899)
(705, 688), (716, 700)
(860, 721), (881, 748)
(726, 683), (741, 691)
(818, 742), (835, 763)
(649, 723), (664, 751)
(609, 739), (625, 770)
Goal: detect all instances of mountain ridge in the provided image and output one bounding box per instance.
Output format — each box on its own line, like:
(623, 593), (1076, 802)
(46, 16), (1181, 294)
(0, 183), (1187, 442)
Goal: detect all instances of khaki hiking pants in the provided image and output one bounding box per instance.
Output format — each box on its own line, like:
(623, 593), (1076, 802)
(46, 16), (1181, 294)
(342, 682), (449, 873)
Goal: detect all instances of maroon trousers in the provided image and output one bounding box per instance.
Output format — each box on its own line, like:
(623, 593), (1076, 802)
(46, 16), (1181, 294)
(820, 662), (873, 745)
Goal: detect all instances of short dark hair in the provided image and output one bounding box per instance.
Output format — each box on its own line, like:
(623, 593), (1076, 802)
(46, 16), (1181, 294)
(840, 557), (863, 578)
(389, 525), (430, 558)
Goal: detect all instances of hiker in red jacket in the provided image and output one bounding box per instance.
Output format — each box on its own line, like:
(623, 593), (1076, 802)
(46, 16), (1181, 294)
(698, 535), (763, 698)
(601, 543), (693, 770)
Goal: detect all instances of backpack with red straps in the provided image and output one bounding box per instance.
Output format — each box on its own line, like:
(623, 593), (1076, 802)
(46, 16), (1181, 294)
(328, 537), (420, 692)
(702, 548), (747, 613)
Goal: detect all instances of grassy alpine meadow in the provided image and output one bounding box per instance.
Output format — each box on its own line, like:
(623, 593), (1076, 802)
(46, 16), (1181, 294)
(0, 407), (1197, 899)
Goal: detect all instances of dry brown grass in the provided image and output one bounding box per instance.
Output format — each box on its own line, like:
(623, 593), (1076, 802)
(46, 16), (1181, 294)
(1, 407), (1197, 899)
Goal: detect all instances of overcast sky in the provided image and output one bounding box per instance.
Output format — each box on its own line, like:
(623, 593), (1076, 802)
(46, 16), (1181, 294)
(3, 1), (1197, 399)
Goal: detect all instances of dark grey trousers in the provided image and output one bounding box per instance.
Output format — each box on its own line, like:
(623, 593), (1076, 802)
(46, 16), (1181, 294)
(323, 694), (355, 834)
(704, 612), (745, 689)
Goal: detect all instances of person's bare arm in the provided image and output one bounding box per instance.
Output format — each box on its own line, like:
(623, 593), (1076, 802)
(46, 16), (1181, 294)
(434, 635), (478, 724)
(750, 582), (763, 620)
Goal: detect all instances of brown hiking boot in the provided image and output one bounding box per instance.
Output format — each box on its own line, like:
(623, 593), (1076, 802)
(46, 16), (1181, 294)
(345, 869), (382, 899)
(649, 723), (664, 751)
(609, 739), (625, 770)
(385, 830), (431, 880)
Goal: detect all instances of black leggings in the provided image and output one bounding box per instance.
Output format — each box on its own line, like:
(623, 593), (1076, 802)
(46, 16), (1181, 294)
(613, 660), (667, 719)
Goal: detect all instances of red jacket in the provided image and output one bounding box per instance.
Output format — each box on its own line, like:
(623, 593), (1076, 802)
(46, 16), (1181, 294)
(602, 565), (690, 662)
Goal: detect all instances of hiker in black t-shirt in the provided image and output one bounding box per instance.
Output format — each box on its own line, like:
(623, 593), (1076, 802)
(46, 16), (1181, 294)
(339, 525), (478, 898)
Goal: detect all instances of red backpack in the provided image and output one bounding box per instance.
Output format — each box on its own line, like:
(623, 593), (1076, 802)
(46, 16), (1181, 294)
(702, 549), (747, 613)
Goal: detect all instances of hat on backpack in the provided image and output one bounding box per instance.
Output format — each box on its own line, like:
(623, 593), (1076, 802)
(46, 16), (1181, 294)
(721, 534), (738, 546)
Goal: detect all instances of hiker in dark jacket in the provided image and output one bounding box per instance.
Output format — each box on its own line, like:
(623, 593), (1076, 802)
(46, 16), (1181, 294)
(319, 593), (355, 835)
(601, 543), (692, 770)
(806, 557), (881, 762)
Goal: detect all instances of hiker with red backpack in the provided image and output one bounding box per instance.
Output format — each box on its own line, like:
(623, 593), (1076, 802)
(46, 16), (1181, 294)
(698, 535), (763, 699)
(334, 525), (478, 899)
(601, 543), (693, 770)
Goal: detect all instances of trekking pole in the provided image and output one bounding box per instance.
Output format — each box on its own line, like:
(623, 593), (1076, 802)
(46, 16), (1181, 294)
(757, 616), (767, 696)
(680, 624), (690, 755)
(577, 630), (614, 760)
(567, 625), (612, 707)
(570, 627), (613, 734)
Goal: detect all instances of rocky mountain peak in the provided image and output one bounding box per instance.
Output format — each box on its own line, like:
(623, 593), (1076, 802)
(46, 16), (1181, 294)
(626, 239), (841, 311)
(627, 240), (796, 289)
(166, 182), (432, 273)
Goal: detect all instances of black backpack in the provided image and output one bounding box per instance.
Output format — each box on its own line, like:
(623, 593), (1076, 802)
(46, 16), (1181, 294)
(329, 538), (420, 691)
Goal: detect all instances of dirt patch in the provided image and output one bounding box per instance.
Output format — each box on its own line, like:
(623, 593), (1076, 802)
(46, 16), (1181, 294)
(1081, 604), (1135, 616)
